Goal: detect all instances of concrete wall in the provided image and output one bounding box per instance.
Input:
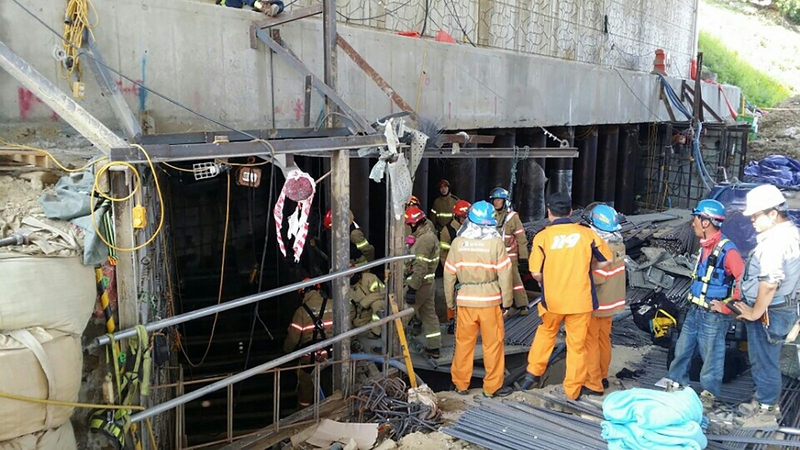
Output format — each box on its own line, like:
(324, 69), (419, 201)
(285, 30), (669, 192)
(0, 0), (738, 134)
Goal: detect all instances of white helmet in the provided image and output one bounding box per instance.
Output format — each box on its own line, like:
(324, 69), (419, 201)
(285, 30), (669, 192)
(743, 184), (787, 216)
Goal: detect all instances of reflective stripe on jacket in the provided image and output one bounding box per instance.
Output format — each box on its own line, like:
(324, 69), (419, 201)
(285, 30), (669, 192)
(689, 237), (737, 304)
(283, 290), (334, 353)
(496, 210), (529, 260)
(439, 219), (461, 265)
(431, 194), (459, 229)
(351, 272), (385, 309)
(443, 236), (513, 308)
(407, 221), (439, 289)
(592, 240), (627, 317)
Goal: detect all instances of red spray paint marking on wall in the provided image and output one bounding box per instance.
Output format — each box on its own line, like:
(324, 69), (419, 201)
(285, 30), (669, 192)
(293, 99), (303, 121)
(18, 88), (58, 121)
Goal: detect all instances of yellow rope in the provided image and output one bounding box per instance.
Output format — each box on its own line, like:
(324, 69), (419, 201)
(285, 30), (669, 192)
(0, 391), (144, 411)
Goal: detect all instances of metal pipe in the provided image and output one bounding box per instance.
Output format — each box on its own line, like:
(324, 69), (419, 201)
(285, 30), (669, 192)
(94, 255), (412, 347)
(615, 125), (639, 214)
(129, 307), (415, 423)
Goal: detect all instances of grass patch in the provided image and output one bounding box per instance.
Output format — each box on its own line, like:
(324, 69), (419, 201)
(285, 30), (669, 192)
(699, 31), (791, 107)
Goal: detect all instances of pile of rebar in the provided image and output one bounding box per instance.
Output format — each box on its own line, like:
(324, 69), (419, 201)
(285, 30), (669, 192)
(502, 309), (543, 346)
(442, 400), (607, 450)
(350, 378), (442, 440)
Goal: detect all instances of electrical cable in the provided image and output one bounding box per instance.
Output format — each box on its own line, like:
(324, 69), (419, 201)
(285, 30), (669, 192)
(612, 68), (662, 122)
(181, 171), (232, 368)
(420, 0), (429, 36)
(0, 138), (108, 172)
(145, 418), (157, 448)
(60, 0), (98, 81)
(442, 0), (476, 46)
(12, 0), (277, 159)
(0, 391), (145, 410)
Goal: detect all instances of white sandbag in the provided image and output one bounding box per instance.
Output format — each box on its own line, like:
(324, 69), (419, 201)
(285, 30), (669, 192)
(0, 255), (96, 335)
(0, 421), (77, 450)
(0, 328), (82, 441)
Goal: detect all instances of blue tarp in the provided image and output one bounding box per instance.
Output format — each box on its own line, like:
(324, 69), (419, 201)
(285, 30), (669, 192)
(601, 388), (708, 450)
(744, 155), (800, 188)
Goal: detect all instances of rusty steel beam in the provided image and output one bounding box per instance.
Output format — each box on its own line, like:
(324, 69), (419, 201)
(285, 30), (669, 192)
(439, 134), (496, 144)
(336, 35), (416, 120)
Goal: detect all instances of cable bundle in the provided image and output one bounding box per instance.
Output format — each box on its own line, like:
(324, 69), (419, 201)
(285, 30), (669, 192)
(61, 0), (97, 81)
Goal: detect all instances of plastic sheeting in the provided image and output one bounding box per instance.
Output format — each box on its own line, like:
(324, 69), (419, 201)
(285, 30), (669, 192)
(744, 155), (800, 188)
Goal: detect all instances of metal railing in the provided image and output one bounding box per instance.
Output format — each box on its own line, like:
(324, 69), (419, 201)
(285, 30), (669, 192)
(130, 307), (415, 424)
(94, 255), (413, 347)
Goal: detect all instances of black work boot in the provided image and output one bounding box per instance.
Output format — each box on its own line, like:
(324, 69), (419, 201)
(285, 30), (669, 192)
(519, 373), (543, 390)
(424, 347), (441, 359)
(580, 386), (604, 397)
(602, 378), (609, 390)
(483, 386), (514, 398)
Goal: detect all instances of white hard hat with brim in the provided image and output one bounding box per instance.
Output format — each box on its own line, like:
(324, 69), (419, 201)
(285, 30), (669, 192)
(743, 184), (787, 216)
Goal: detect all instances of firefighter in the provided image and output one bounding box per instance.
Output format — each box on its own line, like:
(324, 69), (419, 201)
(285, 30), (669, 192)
(582, 204), (627, 396)
(440, 200), (471, 332)
(283, 280), (333, 408)
(729, 185), (800, 430)
(323, 209), (375, 266)
(489, 187), (530, 315)
(666, 199), (744, 412)
(350, 268), (386, 338)
(444, 201), (514, 397)
(404, 206), (442, 358)
(431, 179), (460, 230)
(519, 192), (611, 400)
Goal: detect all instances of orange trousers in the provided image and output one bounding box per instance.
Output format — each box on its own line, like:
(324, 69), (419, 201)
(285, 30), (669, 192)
(452, 306), (505, 395)
(526, 307), (591, 400)
(584, 315), (613, 392)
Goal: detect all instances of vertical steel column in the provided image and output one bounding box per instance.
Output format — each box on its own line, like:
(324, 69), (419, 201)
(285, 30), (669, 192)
(450, 158), (476, 204)
(413, 159), (430, 209)
(573, 127), (598, 208)
(615, 125), (639, 214)
(546, 128), (574, 198)
(323, 0), (351, 394)
(516, 131), (548, 222)
(350, 158), (370, 232)
(487, 132), (515, 191)
(595, 126), (620, 206)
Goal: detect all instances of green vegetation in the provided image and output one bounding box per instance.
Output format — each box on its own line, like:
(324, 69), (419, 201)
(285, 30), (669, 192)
(699, 31), (791, 108)
(773, 0), (800, 24)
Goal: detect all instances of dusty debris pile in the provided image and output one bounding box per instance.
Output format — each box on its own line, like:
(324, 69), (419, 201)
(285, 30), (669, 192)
(748, 96), (800, 162)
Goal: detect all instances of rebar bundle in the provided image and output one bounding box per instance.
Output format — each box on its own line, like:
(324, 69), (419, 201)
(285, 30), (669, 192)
(443, 400), (607, 450)
(350, 378), (442, 440)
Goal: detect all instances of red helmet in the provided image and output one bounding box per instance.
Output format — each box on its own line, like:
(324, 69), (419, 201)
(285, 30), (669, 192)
(404, 206), (425, 225)
(453, 200), (471, 218)
(298, 277), (321, 295)
(406, 195), (420, 208)
(437, 179), (450, 189)
(323, 209), (332, 230)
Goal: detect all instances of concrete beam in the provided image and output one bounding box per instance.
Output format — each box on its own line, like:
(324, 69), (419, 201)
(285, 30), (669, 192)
(0, 40), (126, 154)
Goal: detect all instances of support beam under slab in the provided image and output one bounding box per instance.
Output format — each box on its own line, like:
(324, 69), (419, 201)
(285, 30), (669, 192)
(595, 126), (620, 206)
(573, 126), (598, 209)
(0, 40), (126, 154)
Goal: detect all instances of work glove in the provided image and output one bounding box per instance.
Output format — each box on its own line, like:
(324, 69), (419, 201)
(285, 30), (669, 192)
(446, 319), (456, 335)
(518, 259), (530, 273)
(501, 306), (510, 318)
(405, 288), (417, 305)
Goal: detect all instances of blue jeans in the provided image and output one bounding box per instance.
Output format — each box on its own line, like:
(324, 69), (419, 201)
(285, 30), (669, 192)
(668, 306), (732, 397)
(746, 304), (799, 405)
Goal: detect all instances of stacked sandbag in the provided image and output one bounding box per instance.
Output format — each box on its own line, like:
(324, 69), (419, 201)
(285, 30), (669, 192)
(0, 422), (77, 450)
(0, 254), (96, 449)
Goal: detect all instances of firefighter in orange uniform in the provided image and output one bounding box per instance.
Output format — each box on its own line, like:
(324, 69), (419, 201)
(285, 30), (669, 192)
(582, 204), (627, 395)
(283, 281), (333, 408)
(519, 192), (611, 400)
(444, 201), (514, 397)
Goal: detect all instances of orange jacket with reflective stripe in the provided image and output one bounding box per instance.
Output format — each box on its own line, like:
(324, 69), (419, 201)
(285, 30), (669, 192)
(592, 240), (627, 317)
(443, 236), (514, 308)
(283, 290), (334, 353)
(496, 210), (529, 260)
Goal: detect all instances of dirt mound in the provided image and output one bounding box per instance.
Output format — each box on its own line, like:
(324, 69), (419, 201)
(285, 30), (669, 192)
(748, 96), (800, 161)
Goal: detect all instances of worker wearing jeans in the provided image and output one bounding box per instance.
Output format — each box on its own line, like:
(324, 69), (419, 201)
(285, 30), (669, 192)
(667, 200), (743, 411)
(728, 185), (800, 431)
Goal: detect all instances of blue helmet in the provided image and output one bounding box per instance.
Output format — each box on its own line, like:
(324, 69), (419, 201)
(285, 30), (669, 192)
(692, 199), (726, 225)
(591, 204), (621, 232)
(489, 188), (509, 200)
(468, 201), (497, 226)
